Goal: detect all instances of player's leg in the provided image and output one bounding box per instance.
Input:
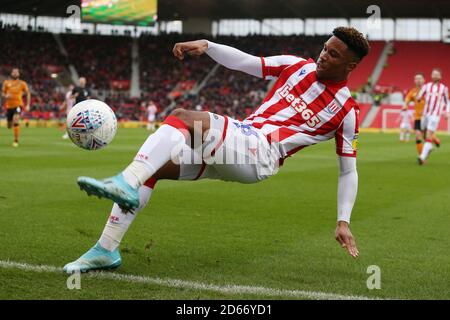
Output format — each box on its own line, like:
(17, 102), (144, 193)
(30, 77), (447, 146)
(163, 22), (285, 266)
(415, 120), (423, 155)
(405, 126), (410, 142)
(77, 108), (211, 210)
(12, 108), (20, 147)
(64, 161), (180, 273)
(62, 114), (69, 139)
(97, 161), (179, 251)
(419, 117), (438, 164)
(6, 108), (13, 130)
(419, 129), (433, 164)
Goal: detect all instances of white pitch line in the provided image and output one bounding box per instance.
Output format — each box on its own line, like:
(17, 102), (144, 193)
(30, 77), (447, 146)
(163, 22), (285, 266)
(0, 260), (381, 300)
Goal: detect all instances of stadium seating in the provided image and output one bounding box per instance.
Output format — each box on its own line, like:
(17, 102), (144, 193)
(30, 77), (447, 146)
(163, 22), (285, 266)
(0, 28), (67, 116)
(61, 34), (132, 90)
(347, 41), (385, 91)
(377, 41), (450, 92)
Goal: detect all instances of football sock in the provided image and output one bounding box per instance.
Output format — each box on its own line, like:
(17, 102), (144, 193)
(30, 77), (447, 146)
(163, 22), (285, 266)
(416, 139), (423, 155)
(399, 132), (404, 141)
(99, 178), (157, 251)
(122, 116), (188, 188)
(419, 140), (433, 161)
(13, 123), (20, 143)
(405, 132), (410, 142)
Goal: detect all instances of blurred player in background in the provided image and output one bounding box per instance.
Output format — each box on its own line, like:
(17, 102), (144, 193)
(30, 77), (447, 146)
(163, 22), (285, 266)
(61, 84), (75, 139)
(72, 77), (91, 104)
(1, 68), (30, 147)
(418, 68), (450, 165)
(404, 73), (425, 152)
(397, 106), (413, 142)
(146, 100), (158, 131)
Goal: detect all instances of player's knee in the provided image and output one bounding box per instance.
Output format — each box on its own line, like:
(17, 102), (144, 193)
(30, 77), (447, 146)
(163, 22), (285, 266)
(170, 108), (189, 121)
(169, 108), (197, 129)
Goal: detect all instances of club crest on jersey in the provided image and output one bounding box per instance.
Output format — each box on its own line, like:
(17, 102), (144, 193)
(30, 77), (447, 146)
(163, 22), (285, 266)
(325, 102), (341, 115)
(278, 83), (320, 128)
(298, 69), (306, 76)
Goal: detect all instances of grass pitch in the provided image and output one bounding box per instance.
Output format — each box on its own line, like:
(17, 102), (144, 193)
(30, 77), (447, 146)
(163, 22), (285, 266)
(0, 127), (449, 299)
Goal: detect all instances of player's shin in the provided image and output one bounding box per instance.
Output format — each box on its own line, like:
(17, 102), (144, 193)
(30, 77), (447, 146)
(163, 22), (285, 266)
(13, 123), (20, 143)
(419, 139), (433, 161)
(98, 179), (156, 251)
(122, 116), (188, 188)
(415, 139), (423, 154)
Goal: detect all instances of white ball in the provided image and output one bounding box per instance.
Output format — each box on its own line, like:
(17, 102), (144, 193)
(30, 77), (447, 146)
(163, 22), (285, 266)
(66, 99), (117, 150)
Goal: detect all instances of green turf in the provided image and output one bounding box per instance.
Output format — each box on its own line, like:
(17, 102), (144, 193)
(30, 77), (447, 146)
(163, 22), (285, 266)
(0, 127), (449, 300)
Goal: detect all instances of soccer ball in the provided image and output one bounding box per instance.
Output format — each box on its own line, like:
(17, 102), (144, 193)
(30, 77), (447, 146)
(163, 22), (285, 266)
(66, 99), (117, 150)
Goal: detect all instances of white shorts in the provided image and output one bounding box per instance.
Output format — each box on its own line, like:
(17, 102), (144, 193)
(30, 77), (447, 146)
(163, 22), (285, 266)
(421, 115), (440, 132)
(148, 115), (156, 122)
(400, 122), (411, 130)
(177, 113), (280, 184)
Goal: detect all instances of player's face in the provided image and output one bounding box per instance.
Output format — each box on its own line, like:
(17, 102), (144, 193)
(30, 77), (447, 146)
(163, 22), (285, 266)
(11, 69), (19, 79)
(414, 74), (424, 87)
(79, 77), (86, 87)
(431, 70), (441, 82)
(317, 36), (357, 80)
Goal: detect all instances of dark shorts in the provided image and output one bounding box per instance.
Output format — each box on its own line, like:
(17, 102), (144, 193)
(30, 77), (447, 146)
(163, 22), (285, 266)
(6, 107), (21, 122)
(414, 119), (421, 131)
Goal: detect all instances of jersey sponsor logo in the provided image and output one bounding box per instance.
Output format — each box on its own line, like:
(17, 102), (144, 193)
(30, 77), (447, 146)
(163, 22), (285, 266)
(277, 83), (320, 128)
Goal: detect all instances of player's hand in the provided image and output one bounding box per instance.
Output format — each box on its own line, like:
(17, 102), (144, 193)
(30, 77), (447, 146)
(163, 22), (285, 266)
(335, 221), (359, 258)
(173, 40), (208, 60)
(25, 104), (30, 112)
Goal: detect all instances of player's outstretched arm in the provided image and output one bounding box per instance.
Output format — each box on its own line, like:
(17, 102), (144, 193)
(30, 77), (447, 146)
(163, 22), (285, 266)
(173, 40), (262, 78)
(335, 156), (359, 258)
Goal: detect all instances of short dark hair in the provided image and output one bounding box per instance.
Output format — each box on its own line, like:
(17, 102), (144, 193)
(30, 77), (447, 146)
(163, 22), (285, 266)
(332, 27), (370, 61)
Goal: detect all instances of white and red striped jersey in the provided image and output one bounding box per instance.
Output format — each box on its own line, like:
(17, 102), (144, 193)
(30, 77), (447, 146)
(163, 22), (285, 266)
(245, 56), (359, 159)
(418, 82), (450, 117)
